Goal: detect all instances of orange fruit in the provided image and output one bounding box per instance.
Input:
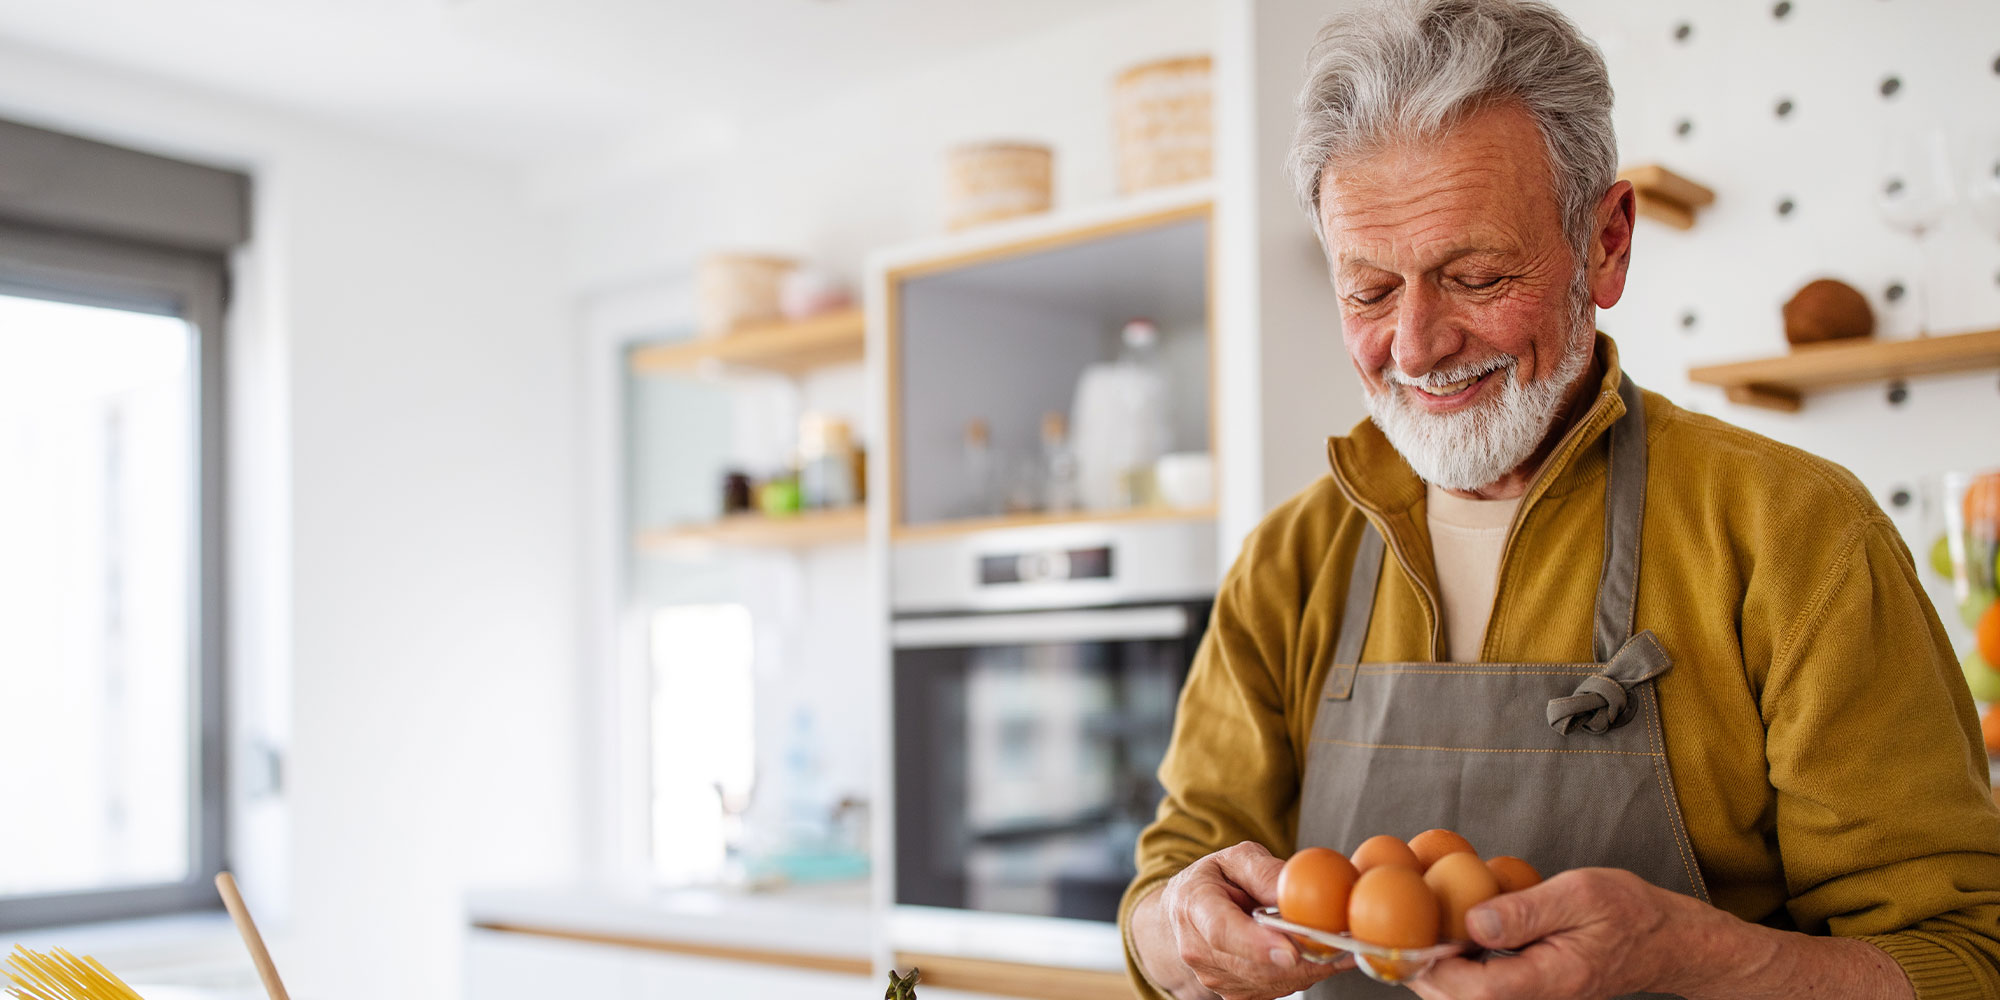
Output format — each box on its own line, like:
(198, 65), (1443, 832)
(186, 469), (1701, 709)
(1408, 828), (1477, 872)
(1979, 602), (2000, 671)
(1278, 847), (1359, 934)
(1983, 705), (2000, 757)
(1350, 834), (1422, 874)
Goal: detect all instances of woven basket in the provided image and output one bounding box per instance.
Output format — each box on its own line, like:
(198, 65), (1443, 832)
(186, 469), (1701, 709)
(1113, 55), (1213, 194)
(944, 143), (1053, 230)
(696, 252), (799, 337)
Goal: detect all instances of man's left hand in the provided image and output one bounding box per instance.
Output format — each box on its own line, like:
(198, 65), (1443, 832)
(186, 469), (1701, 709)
(1410, 867), (1699, 1000)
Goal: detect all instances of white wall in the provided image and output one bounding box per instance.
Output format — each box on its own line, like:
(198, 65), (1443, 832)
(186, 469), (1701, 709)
(0, 39), (584, 1000)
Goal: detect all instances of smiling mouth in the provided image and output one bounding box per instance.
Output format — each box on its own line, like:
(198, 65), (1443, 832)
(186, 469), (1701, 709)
(1417, 372), (1485, 396)
(1403, 365), (1505, 401)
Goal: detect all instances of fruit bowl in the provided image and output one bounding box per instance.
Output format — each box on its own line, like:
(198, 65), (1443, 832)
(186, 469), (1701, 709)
(1252, 906), (1472, 983)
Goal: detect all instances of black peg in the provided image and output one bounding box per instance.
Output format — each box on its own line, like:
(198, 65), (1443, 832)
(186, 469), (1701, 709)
(1776, 196), (1796, 218)
(1886, 281), (1905, 303)
(1886, 380), (1909, 406)
(1673, 21), (1693, 42)
(1890, 487), (1912, 509)
(1880, 75), (1902, 98)
(1772, 1), (1792, 19)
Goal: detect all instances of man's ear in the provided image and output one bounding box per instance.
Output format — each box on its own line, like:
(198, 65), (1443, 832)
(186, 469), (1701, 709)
(1589, 180), (1636, 310)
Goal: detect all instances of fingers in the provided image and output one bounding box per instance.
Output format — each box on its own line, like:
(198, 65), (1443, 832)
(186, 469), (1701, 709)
(1167, 844), (1352, 998)
(1207, 840), (1287, 906)
(1464, 869), (1596, 951)
(1416, 948), (1585, 1000)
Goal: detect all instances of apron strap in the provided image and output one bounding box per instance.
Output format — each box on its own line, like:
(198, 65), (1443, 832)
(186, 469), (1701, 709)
(1590, 375), (1651, 662)
(1332, 525), (1386, 668)
(1547, 630), (1672, 734)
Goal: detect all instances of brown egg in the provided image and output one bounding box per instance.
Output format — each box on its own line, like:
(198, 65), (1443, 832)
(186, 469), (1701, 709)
(1278, 847), (1359, 934)
(1350, 834), (1421, 874)
(1486, 856), (1543, 893)
(1346, 866), (1440, 950)
(1407, 829), (1476, 872)
(1423, 851), (1500, 940)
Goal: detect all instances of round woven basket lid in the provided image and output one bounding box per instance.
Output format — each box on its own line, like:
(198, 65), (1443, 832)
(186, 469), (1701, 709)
(948, 141), (1053, 157)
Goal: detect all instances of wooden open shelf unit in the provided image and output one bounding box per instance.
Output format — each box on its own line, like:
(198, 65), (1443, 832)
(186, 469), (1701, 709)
(636, 507), (866, 550)
(894, 505), (1217, 542)
(1687, 326), (2000, 412)
(628, 306), (865, 376)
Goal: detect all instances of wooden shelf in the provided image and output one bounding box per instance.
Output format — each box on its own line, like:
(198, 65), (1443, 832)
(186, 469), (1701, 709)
(1687, 326), (2000, 412)
(1618, 164), (1713, 230)
(629, 307), (864, 376)
(895, 951), (1128, 1000)
(637, 507), (867, 550)
(894, 505), (1216, 542)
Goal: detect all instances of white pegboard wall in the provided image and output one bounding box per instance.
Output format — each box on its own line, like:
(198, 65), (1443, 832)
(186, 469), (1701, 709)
(1562, 0), (2000, 642)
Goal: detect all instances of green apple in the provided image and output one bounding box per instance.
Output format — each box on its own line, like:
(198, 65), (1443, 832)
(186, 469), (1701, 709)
(1931, 534), (1956, 578)
(1964, 648), (2000, 702)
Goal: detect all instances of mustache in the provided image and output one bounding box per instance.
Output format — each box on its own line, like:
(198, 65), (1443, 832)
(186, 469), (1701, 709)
(1381, 354), (1517, 389)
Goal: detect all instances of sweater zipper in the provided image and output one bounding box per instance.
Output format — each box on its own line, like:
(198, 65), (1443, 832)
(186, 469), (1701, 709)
(1364, 513), (1447, 661)
(1482, 386), (1622, 660)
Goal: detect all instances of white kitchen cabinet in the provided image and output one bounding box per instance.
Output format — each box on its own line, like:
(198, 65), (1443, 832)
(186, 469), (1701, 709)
(464, 929), (872, 1000)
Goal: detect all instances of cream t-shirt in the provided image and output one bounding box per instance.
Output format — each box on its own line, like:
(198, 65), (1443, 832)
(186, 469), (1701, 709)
(1425, 483), (1523, 662)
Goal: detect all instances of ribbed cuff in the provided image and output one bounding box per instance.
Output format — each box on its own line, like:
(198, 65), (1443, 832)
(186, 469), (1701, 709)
(1120, 877), (1176, 1000)
(1861, 932), (1986, 1000)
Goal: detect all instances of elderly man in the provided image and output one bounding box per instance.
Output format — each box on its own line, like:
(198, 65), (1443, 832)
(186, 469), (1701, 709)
(1119, 1), (2000, 999)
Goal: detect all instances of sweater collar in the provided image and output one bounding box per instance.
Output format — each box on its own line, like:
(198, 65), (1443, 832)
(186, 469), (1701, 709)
(1325, 333), (1629, 522)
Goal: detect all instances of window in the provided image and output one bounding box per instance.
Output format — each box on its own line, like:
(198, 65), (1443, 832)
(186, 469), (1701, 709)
(648, 603), (756, 884)
(0, 225), (229, 930)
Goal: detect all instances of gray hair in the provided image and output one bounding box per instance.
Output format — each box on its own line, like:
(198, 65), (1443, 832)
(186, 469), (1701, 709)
(1287, 0), (1617, 269)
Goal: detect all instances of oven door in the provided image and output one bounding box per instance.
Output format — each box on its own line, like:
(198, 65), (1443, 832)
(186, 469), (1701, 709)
(890, 600), (1208, 949)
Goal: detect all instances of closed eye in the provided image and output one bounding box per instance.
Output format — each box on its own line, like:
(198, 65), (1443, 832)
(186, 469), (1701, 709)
(1455, 275), (1507, 290)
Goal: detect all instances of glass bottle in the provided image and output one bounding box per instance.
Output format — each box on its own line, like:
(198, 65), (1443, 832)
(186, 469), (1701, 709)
(1041, 411), (1079, 514)
(961, 418), (998, 518)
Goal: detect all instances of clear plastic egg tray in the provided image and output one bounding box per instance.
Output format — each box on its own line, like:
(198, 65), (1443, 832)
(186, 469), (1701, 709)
(1251, 906), (1473, 984)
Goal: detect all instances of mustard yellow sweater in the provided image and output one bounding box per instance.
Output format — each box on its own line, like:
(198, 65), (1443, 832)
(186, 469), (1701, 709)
(1121, 341), (2000, 998)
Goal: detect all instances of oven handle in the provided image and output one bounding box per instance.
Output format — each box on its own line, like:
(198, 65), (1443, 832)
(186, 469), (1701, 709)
(891, 606), (1191, 649)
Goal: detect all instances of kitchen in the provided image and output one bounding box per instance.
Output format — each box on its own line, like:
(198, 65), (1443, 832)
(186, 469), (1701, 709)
(1, 1), (1998, 999)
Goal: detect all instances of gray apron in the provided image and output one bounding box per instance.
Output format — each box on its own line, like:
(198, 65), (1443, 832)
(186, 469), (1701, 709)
(1297, 377), (1709, 999)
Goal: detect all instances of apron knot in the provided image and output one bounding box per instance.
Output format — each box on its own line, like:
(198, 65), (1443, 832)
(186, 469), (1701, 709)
(1547, 630), (1673, 735)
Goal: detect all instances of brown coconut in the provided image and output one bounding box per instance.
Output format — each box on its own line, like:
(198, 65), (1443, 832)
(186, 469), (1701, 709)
(1782, 279), (1874, 346)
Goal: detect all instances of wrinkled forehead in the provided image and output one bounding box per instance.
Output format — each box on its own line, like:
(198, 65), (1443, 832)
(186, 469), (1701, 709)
(1314, 104), (1566, 269)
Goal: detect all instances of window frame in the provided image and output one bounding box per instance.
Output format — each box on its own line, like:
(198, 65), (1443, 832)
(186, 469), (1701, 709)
(0, 222), (229, 929)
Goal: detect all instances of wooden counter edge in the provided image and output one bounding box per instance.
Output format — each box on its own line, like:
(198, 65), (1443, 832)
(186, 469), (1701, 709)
(895, 950), (1134, 1000)
(471, 920), (873, 978)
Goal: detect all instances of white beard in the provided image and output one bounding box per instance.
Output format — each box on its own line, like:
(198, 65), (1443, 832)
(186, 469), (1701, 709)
(1365, 319), (1594, 493)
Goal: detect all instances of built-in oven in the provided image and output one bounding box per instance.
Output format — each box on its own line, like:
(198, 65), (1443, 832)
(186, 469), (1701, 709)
(888, 518), (1215, 969)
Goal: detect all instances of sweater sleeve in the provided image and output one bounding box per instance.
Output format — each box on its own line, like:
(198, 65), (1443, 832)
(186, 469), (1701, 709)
(1119, 528), (1311, 999)
(1760, 517), (2000, 998)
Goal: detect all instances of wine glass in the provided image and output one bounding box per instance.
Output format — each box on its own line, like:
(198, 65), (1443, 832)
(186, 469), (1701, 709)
(1875, 127), (1956, 337)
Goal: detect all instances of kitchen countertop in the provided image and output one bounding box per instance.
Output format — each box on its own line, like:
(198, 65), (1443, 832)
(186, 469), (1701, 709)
(465, 881), (874, 971)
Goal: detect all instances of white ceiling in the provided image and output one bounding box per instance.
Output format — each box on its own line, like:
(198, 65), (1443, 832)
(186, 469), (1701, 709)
(0, 0), (1150, 165)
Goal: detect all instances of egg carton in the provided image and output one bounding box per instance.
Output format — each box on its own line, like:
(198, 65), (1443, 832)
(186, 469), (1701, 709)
(1251, 906), (1472, 984)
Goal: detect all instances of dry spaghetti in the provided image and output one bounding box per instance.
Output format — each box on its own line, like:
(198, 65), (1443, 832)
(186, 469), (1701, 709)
(3, 946), (143, 1000)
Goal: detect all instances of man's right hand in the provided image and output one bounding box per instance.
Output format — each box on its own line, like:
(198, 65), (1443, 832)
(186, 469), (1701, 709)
(1130, 841), (1352, 1000)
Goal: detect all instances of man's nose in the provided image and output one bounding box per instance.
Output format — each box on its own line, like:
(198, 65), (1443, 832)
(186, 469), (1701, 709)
(1389, 282), (1462, 378)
